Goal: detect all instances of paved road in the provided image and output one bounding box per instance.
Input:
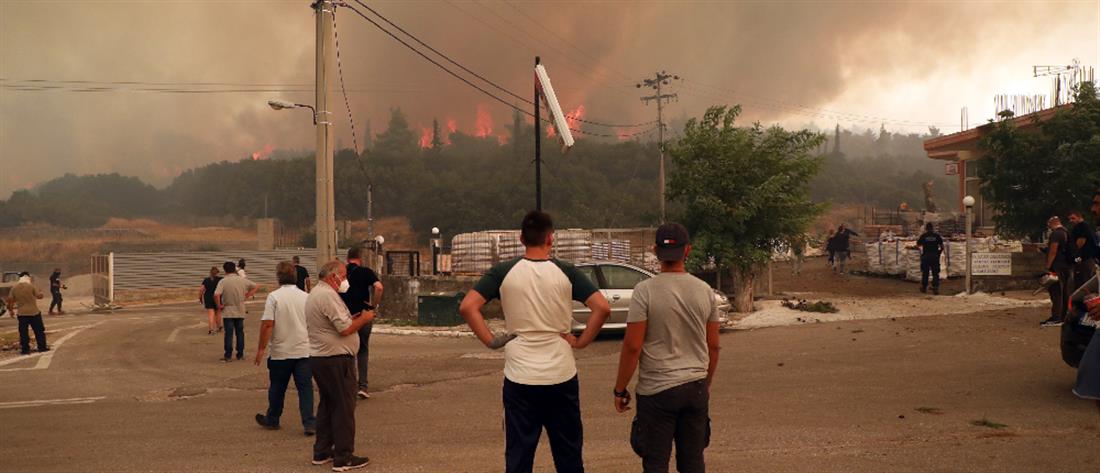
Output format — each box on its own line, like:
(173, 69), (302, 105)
(0, 301), (1096, 472)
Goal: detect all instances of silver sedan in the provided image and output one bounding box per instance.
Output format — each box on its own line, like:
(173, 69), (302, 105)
(571, 262), (730, 332)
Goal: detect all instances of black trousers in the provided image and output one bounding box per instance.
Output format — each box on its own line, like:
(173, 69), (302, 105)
(503, 375), (584, 473)
(920, 256), (941, 290)
(1072, 258), (1097, 293)
(223, 318), (244, 358)
(17, 314), (48, 354)
(1049, 266), (1072, 319)
(311, 355), (358, 464)
(632, 380), (711, 473)
(49, 291), (63, 312)
(356, 322), (373, 390)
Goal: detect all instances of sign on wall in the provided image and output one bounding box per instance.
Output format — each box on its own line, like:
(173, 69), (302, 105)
(945, 162), (960, 176)
(971, 252), (1012, 276)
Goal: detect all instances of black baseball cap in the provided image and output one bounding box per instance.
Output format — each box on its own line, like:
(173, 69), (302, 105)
(655, 223), (690, 261)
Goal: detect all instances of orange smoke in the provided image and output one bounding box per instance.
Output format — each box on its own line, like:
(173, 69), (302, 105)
(475, 105), (493, 138)
(251, 144), (275, 161)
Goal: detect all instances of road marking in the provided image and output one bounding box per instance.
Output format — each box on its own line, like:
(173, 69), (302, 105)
(0, 321), (103, 371)
(167, 322), (208, 342)
(0, 396), (105, 409)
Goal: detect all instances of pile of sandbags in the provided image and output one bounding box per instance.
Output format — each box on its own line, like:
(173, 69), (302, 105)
(866, 237), (1023, 281)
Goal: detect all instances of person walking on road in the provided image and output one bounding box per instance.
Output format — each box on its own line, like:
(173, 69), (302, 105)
(254, 261), (316, 436)
(1042, 216), (1073, 327)
(341, 246), (383, 400)
(4, 272), (48, 355)
(305, 260), (374, 471)
(48, 268), (66, 315)
(916, 223), (945, 295)
(612, 223), (722, 473)
(825, 229), (837, 270)
(1072, 186), (1100, 418)
(199, 266), (223, 335)
(294, 256), (313, 292)
(215, 261), (260, 361)
(789, 234), (806, 275)
(459, 210), (612, 473)
(1068, 210), (1098, 292)
(833, 224), (859, 274)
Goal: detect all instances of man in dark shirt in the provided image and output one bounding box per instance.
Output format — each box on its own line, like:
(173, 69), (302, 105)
(293, 256), (312, 292)
(916, 223), (945, 295)
(341, 246), (384, 399)
(1042, 216), (1073, 327)
(1068, 211), (1098, 292)
(833, 224), (859, 274)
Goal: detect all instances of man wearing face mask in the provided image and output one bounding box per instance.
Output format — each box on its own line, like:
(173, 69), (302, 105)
(305, 260), (375, 471)
(5, 272), (48, 355)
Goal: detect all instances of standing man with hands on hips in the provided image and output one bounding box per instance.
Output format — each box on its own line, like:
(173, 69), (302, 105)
(460, 210), (611, 473)
(614, 223), (722, 473)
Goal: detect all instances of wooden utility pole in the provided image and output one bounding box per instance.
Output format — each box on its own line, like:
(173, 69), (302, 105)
(638, 71), (679, 222)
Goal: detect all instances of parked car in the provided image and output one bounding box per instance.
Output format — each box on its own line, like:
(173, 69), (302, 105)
(1062, 277), (1098, 368)
(0, 271), (22, 317)
(571, 262), (730, 332)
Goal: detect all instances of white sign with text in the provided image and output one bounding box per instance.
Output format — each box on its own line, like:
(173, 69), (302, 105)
(971, 252), (1012, 276)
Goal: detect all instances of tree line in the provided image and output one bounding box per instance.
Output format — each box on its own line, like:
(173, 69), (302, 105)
(1, 107), (951, 239)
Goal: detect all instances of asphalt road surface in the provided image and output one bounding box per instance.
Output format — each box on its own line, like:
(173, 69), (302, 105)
(0, 299), (1097, 472)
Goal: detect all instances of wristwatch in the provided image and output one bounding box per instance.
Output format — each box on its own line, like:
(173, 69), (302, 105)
(613, 388), (629, 398)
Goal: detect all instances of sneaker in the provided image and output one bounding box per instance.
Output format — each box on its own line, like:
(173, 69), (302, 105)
(37, 347), (50, 353)
(1040, 316), (1063, 327)
(356, 390), (370, 400)
(932, 288), (940, 296)
(332, 455), (370, 471)
(236, 354), (244, 361)
(304, 427), (316, 436)
(919, 286), (927, 294)
(311, 452), (334, 466)
(221, 357), (231, 363)
(255, 413), (279, 430)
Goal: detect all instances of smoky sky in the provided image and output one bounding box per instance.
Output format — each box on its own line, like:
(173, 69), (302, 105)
(1, 0), (1097, 197)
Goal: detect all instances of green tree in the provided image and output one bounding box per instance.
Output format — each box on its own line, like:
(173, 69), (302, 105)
(978, 82), (1100, 239)
(430, 118), (444, 150)
(668, 106), (825, 312)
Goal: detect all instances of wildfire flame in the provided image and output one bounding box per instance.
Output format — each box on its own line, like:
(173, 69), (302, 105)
(546, 105), (584, 138)
(419, 126), (432, 149)
(251, 144), (275, 161)
(475, 105), (493, 138)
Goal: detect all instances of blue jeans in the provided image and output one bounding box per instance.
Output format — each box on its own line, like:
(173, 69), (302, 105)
(265, 357), (316, 429)
(223, 318), (244, 359)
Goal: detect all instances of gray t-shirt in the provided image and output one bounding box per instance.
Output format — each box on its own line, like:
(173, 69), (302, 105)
(214, 273), (257, 319)
(627, 272), (719, 396)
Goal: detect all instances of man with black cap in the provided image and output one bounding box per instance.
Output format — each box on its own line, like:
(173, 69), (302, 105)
(613, 223), (722, 473)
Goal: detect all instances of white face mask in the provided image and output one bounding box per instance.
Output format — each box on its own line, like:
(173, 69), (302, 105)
(18, 276), (31, 284)
(337, 278), (350, 293)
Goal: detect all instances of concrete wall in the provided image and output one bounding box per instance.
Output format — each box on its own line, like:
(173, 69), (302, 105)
(379, 274), (502, 322)
(257, 218), (276, 251)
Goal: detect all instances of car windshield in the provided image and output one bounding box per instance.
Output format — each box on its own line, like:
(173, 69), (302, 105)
(600, 265), (649, 290)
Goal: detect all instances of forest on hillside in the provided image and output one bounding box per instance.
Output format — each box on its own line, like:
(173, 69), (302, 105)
(0, 108), (955, 239)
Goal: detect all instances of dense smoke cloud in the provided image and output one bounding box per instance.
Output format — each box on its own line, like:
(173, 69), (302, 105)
(1, 0), (1096, 197)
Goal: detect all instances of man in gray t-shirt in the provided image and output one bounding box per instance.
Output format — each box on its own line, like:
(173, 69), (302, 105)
(614, 223), (722, 473)
(214, 261), (259, 361)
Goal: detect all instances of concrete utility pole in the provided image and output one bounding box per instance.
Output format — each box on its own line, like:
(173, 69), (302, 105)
(314, 0), (336, 263)
(638, 71), (679, 223)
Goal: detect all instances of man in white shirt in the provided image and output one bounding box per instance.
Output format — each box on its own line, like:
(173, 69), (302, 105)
(460, 210), (611, 473)
(254, 261), (315, 436)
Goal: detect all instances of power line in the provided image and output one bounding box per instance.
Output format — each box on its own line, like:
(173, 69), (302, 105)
(331, 7), (360, 156)
(347, 1), (654, 130)
(337, 2), (652, 138)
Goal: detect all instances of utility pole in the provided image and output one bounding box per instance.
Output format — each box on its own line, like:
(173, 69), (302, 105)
(638, 71), (679, 223)
(534, 56), (542, 212)
(314, 0), (336, 263)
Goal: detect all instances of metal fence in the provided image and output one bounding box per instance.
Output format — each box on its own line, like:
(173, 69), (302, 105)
(450, 227), (658, 275)
(109, 250), (320, 292)
(385, 251), (421, 277)
(90, 253), (113, 305)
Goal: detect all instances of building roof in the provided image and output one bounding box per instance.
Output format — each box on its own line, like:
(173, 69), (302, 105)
(923, 104), (1070, 161)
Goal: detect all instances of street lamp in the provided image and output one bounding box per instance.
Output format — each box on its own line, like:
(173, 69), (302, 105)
(963, 195), (976, 294)
(431, 227), (442, 275)
(268, 99), (317, 124)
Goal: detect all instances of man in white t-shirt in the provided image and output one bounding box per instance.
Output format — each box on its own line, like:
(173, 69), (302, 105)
(254, 261), (315, 436)
(460, 210), (611, 473)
